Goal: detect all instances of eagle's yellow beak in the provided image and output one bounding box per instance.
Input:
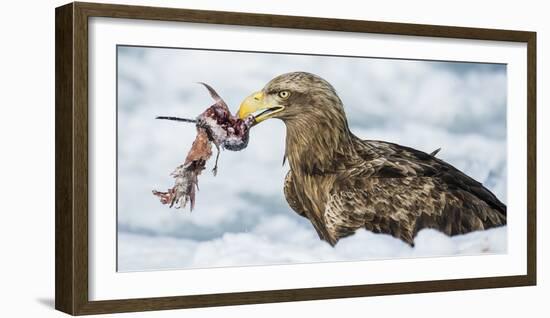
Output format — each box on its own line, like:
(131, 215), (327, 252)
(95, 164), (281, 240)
(238, 91), (285, 124)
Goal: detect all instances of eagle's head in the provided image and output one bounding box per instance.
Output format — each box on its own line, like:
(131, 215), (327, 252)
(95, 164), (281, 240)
(238, 72), (356, 173)
(237, 72), (347, 127)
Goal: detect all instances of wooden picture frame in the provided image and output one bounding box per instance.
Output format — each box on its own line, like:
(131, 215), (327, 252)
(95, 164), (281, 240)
(55, 1), (536, 315)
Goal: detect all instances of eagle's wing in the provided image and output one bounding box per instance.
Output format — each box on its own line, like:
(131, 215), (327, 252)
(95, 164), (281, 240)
(354, 139), (506, 214)
(323, 139), (506, 245)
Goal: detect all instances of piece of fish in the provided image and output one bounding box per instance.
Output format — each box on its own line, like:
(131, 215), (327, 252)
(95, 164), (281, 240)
(152, 83), (255, 211)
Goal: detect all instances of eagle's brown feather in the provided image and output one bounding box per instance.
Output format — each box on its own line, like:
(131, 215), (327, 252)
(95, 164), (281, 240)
(266, 72), (506, 246)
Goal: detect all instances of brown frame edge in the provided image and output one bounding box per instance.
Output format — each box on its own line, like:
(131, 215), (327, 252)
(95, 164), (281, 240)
(55, 2), (537, 315)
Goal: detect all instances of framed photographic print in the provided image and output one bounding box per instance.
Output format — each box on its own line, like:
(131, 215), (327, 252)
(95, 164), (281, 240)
(55, 2), (536, 315)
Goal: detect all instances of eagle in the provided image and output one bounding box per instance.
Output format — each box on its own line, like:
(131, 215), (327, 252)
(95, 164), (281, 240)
(237, 71), (506, 246)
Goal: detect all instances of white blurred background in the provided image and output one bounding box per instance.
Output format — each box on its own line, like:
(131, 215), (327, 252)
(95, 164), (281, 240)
(117, 46), (507, 271)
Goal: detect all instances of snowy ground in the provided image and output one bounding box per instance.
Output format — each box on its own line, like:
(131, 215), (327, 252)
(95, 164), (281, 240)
(116, 46), (507, 271)
(118, 226), (507, 271)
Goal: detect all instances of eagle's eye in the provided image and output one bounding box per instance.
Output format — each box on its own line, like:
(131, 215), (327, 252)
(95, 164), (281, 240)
(278, 90), (291, 99)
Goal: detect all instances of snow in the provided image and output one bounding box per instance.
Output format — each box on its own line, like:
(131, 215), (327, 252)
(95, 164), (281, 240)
(118, 225), (507, 271)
